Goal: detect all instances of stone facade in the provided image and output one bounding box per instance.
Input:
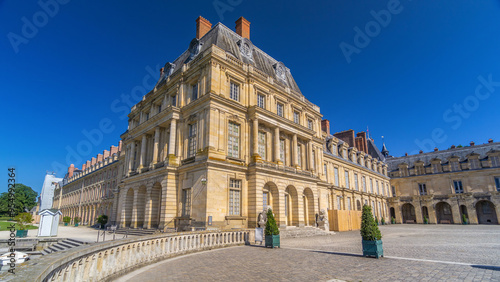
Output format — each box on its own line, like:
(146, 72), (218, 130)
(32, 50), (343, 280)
(52, 143), (123, 225)
(386, 140), (500, 224)
(115, 16), (390, 232)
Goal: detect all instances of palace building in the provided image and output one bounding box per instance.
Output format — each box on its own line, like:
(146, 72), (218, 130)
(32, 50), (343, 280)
(114, 16), (390, 231)
(52, 143), (122, 225)
(386, 140), (500, 225)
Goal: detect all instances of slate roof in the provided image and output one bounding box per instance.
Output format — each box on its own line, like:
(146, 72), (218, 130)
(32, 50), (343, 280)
(386, 142), (500, 171)
(157, 22), (303, 96)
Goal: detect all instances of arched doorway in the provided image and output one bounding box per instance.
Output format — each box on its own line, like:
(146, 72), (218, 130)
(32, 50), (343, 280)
(285, 186), (299, 227)
(124, 188), (134, 228)
(136, 186), (147, 228)
(436, 202), (454, 224)
(460, 205), (468, 222)
(476, 200), (498, 224)
(150, 183), (162, 228)
(390, 207), (396, 220)
(263, 182), (280, 225)
(303, 188), (315, 226)
(402, 203), (416, 223)
(422, 206), (429, 221)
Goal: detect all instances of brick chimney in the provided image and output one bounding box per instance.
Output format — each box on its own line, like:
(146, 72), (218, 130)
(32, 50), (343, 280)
(451, 145), (456, 149)
(196, 16), (212, 39)
(434, 147), (439, 152)
(334, 129), (355, 147)
(488, 138), (493, 143)
(405, 153), (408, 156)
(470, 141), (475, 146)
(235, 17), (250, 39)
(321, 119), (330, 135)
(82, 164), (86, 170)
(356, 132), (368, 154)
(419, 150), (423, 154)
(68, 164), (75, 178)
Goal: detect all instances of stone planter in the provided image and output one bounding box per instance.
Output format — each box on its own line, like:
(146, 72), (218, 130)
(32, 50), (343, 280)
(64, 223), (68, 226)
(265, 235), (280, 248)
(362, 240), (383, 258)
(75, 223), (79, 227)
(16, 230), (28, 238)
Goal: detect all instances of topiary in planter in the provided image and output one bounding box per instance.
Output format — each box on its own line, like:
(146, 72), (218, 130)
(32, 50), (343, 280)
(74, 217), (81, 227)
(462, 214), (468, 225)
(63, 216), (71, 226)
(360, 205), (383, 258)
(264, 209), (280, 248)
(97, 215), (108, 229)
(391, 216), (396, 224)
(423, 216), (429, 224)
(381, 217), (385, 225)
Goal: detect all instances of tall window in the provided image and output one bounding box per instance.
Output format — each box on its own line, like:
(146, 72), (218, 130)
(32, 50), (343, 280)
(277, 103), (284, 117)
(337, 196), (341, 210)
(171, 95), (177, 107)
(345, 171), (350, 189)
(258, 131), (266, 159)
(157, 104), (162, 114)
(324, 164), (328, 181)
(188, 123), (197, 157)
(453, 180), (464, 194)
(230, 82), (240, 101)
(192, 84), (198, 101)
(263, 191), (269, 209)
(354, 173), (359, 191)
(370, 178), (373, 193)
(307, 119), (313, 130)
(419, 183), (427, 195)
(293, 111), (300, 124)
(451, 161), (459, 171)
(312, 150), (316, 171)
(492, 156), (500, 167)
(362, 176), (367, 192)
(228, 122), (240, 158)
(376, 181), (379, 194)
(279, 139), (285, 163)
(391, 186), (396, 197)
(257, 94), (265, 109)
(297, 145), (302, 167)
(496, 177), (500, 192)
(334, 167), (339, 186)
(229, 179), (241, 215)
(182, 188), (191, 216)
(347, 197), (351, 210)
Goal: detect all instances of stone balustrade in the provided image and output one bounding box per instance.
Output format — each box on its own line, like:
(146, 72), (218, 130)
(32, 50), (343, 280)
(0, 230), (251, 282)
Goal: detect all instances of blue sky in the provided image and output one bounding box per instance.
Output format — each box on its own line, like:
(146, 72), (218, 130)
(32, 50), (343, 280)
(1, 0), (500, 195)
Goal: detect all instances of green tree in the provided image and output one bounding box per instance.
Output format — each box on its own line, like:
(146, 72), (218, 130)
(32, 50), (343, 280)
(264, 209), (279, 236)
(0, 184), (38, 216)
(360, 205), (382, 241)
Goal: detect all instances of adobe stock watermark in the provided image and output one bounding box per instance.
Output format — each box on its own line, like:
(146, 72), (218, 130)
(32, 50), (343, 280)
(413, 74), (500, 154)
(50, 64), (161, 174)
(213, 0), (243, 21)
(7, 0), (71, 54)
(339, 0), (408, 64)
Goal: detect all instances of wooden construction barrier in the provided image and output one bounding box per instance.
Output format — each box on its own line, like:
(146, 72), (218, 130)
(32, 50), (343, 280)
(328, 210), (363, 232)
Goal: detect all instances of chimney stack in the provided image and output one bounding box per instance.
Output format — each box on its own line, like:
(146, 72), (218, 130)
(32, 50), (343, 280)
(405, 153), (408, 156)
(419, 150), (423, 154)
(235, 17), (251, 39)
(321, 119), (330, 135)
(196, 16), (212, 39)
(68, 164), (75, 178)
(451, 145), (456, 149)
(434, 147), (439, 152)
(470, 141), (475, 146)
(488, 138), (493, 143)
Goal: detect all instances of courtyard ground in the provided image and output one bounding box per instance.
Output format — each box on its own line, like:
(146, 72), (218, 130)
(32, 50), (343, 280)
(116, 224), (500, 282)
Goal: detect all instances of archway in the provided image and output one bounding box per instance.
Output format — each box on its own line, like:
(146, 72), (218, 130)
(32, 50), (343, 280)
(303, 188), (315, 226)
(401, 203), (416, 223)
(124, 188), (134, 228)
(390, 207), (396, 220)
(263, 182), (280, 225)
(460, 205), (468, 222)
(136, 186), (147, 228)
(436, 202), (454, 224)
(422, 206), (429, 221)
(476, 200), (498, 224)
(150, 183), (162, 228)
(285, 186), (299, 227)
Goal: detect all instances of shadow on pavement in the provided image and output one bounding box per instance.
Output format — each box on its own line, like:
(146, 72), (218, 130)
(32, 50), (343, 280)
(471, 265), (500, 271)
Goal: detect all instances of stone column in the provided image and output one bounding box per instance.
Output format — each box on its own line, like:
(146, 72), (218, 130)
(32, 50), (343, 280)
(128, 142), (135, 173)
(274, 127), (281, 164)
(138, 135), (147, 170)
(132, 189), (139, 228)
(151, 127), (160, 165)
(292, 134), (298, 168)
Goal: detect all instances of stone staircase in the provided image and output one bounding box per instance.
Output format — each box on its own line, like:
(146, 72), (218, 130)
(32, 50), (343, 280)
(41, 239), (87, 256)
(279, 226), (335, 239)
(114, 228), (159, 236)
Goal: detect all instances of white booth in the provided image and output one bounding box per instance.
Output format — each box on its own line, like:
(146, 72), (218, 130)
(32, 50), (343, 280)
(37, 209), (62, 237)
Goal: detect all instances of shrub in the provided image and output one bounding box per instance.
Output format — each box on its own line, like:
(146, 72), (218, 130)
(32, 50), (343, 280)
(360, 205), (382, 241)
(74, 217), (81, 224)
(264, 209), (279, 236)
(14, 213), (33, 230)
(391, 216), (396, 224)
(423, 216), (428, 224)
(63, 216), (71, 223)
(462, 214), (468, 223)
(381, 217), (385, 225)
(97, 215), (108, 226)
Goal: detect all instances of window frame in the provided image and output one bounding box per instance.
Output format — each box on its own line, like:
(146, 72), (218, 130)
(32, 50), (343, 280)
(188, 122), (197, 158)
(418, 183), (427, 195)
(192, 84), (198, 101)
(258, 131), (267, 160)
(257, 93), (265, 109)
(182, 188), (191, 217)
(230, 81), (240, 102)
(228, 122), (240, 158)
(453, 180), (464, 194)
(228, 179), (242, 216)
(276, 102), (284, 117)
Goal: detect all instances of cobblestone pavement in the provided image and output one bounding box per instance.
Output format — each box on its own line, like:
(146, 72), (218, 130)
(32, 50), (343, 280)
(117, 225), (500, 282)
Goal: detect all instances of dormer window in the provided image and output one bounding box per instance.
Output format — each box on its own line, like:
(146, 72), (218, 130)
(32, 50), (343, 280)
(470, 159), (480, 169)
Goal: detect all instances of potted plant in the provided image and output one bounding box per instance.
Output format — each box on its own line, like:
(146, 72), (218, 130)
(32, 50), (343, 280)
(391, 216), (396, 224)
(423, 216), (429, 224)
(14, 213), (33, 238)
(375, 216), (379, 226)
(361, 205), (383, 258)
(74, 217), (81, 227)
(97, 215), (108, 229)
(462, 214), (468, 225)
(264, 209), (280, 248)
(381, 217), (385, 225)
(63, 216), (71, 226)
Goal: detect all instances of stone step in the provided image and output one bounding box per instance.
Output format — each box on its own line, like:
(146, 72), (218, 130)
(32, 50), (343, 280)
(42, 239), (87, 256)
(279, 226), (334, 239)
